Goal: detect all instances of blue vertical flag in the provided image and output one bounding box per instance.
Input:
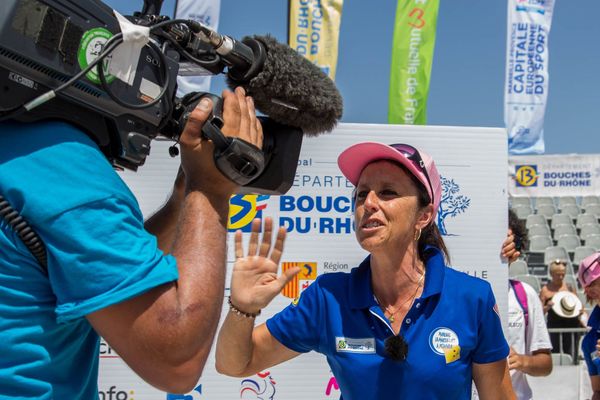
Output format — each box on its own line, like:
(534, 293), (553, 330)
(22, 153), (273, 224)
(504, 0), (555, 155)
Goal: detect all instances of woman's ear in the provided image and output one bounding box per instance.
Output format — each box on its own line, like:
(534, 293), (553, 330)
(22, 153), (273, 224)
(417, 203), (435, 229)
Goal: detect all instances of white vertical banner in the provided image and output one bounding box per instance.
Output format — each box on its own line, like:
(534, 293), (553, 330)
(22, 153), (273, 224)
(174, 0), (221, 96)
(504, 0), (555, 155)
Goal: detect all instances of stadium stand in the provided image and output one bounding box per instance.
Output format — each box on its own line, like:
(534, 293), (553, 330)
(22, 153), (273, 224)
(560, 204), (581, 219)
(527, 214), (548, 229)
(576, 213), (599, 228)
(535, 196), (555, 207)
(509, 260), (529, 277)
(536, 204), (558, 219)
(514, 274), (541, 292)
(584, 204), (600, 217)
(581, 195), (600, 207)
(551, 213), (573, 229)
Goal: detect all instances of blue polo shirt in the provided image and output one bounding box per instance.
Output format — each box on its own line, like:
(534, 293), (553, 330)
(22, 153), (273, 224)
(583, 306), (600, 375)
(266, 247), (509, 400)
(0, 121), (179, 398)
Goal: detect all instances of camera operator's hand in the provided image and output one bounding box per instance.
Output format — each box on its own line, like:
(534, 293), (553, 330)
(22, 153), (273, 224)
(178, 87), (263, 195)
(222, 87), (263, 150)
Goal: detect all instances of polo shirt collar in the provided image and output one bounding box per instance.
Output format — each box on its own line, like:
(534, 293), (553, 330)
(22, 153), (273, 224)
(348, 246), (446, 310)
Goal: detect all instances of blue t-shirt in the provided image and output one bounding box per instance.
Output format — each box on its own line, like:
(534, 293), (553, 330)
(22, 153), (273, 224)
(0, 121), (179, 399)
(583, 306), (600, 375)
(266, 247), (509, 400)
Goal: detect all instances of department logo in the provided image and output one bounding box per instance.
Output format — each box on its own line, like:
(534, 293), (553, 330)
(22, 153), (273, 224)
(515, 165), (539, 187)
(281, 262), (317, 299)
(429, 327), (460, 356)
(437, 176), (471, 236)
(228, 195), (270, 232)
(240, 371), (276, 400)
(166, 385), (202, 400)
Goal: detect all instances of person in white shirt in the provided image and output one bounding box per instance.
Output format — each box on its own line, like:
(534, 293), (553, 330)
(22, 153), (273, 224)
(502, 210), (553, 399)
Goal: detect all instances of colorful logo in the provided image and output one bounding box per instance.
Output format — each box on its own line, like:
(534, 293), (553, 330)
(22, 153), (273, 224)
(515, 165), (539, 187)
(437, 176), (471, 236)
(281, 262), (317, 299)
(240, 371), (276, 400)
(166, 385), (202, 399)
(228, 195), (270, 232)
(77, 27), (116, 84)
(429, 327), (460, 358)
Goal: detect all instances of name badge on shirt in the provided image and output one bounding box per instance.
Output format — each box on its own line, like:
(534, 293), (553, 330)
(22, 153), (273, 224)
(335, 337), (376, 354)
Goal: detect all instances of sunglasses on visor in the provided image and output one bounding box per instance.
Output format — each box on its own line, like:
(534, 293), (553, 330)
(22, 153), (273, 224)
(390, 143), (434, 204)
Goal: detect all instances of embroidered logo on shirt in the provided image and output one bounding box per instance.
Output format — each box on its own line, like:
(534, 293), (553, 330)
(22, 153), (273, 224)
(335, 337), (376, 353)
(429, 327), (460, 360)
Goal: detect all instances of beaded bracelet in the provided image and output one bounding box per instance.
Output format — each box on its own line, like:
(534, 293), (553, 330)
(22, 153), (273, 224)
(228, 296), (261, 318)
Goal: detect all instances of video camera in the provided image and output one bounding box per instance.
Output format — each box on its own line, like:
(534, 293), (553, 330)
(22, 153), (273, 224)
(0, 0), (303, 194)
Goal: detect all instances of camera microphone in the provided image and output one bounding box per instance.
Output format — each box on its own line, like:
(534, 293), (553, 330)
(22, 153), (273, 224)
(193, 26), (343, 136)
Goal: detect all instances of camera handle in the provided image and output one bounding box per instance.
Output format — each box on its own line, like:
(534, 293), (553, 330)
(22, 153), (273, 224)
(177, 92), (265, 186)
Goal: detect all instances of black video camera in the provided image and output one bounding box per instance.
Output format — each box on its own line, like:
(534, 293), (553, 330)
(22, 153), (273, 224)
(0, 0), (303, 194)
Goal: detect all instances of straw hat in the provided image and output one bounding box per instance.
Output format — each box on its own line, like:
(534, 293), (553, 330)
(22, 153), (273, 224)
(551, 291), (583, 319)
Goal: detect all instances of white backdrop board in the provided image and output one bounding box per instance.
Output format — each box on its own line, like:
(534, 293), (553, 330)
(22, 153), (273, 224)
(100, 123), (508, 399)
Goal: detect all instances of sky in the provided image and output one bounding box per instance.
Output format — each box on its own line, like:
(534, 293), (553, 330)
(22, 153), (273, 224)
(105, 0), (600, 155)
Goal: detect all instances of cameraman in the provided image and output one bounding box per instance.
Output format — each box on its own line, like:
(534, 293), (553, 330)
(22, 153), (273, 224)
(0, 87), (262, 397)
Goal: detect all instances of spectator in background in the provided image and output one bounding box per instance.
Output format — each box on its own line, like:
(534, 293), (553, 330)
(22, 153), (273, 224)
(503, 210), (552, 400)
(578, 252), (600, 400)
(540, 259), (586, 357)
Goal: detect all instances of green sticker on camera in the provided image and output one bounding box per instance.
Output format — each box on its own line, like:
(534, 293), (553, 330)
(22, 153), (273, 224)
(77, 27), (116, 84)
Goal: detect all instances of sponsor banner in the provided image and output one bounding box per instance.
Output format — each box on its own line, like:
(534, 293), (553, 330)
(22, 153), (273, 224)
(288, 0), (344, 79)
(504, 0), (555, 155)
(388, 0), (440, 125)
(115, 124), (507, 398)
(174, 0), (221, 96)
(509, 153), (600, 196)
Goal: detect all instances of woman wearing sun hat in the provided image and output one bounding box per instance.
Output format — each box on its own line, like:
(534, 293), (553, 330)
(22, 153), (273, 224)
(578, 252), (600, 399)
(540, 258), (586, 358)
(215, 142), (515, 399)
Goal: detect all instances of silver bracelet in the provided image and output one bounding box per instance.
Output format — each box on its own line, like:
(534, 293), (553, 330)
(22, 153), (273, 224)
(228, 296), (261, 318)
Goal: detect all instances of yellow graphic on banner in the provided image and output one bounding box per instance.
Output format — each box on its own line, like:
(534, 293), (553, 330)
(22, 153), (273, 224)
(288, 0), (343, 80)
(281, 262), (317, 299)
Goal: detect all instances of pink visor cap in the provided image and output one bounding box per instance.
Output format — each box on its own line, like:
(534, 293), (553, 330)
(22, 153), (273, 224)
(578, 252), (600, 288)
(337, 142), (441, 217)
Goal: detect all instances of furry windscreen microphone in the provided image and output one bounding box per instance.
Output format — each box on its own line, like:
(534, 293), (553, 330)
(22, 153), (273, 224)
(225, 35), (343, 136)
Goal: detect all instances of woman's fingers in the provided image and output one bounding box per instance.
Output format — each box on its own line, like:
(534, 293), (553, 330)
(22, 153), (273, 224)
(259, 217), (273, 257)
(234, 230), (244, 259)
(247, 218), (261, 256)
(270, 226), (287, 266)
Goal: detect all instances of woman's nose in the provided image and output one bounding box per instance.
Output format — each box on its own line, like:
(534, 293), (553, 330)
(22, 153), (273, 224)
(363, 191), (379, 211)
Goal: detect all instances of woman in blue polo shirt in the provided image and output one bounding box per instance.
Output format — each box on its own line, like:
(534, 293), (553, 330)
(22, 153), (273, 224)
(578, 252), (600, 399)
(216, 142), (515, 399)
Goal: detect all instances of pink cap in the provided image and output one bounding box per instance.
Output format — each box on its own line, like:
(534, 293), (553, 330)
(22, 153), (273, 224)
(578, 252), (600, 288)
(337, 142), (441, 217)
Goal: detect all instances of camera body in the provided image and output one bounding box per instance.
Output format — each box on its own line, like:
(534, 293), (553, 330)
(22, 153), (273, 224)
(0, 0), (302, 194)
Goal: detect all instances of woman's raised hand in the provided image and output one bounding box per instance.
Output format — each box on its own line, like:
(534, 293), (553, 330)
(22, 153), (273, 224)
(230, 217), (300, 314)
